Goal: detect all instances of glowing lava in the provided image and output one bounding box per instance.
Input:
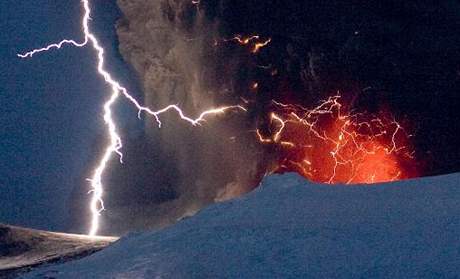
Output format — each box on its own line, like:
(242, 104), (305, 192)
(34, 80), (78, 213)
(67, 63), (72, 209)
(258, 95), (416, 184)
(218, 34), (272, 54)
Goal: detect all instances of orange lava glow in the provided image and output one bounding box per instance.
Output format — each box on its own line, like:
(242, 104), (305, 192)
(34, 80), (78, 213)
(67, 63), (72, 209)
(217, 34), (272, 54)
(258, 95), (417, 185)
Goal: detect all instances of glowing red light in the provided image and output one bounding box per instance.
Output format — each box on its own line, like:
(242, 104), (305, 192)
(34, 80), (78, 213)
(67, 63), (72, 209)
(260, 95), (417, 185)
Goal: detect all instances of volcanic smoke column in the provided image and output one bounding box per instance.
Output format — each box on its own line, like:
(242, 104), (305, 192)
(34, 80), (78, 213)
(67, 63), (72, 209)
(18, 0), (247, 236)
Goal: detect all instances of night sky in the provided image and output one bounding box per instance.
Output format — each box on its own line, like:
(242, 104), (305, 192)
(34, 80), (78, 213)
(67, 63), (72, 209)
(1, 0), (459, 233)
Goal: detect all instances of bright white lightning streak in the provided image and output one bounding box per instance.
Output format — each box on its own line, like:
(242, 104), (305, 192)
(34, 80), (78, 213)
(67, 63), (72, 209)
(18, 0), (245, 236)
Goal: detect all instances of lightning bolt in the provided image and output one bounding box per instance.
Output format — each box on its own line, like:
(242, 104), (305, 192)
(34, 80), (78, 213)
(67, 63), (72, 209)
(18, 0), (245, 236)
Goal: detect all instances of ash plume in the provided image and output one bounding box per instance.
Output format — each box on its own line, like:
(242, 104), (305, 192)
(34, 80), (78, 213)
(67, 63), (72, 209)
(69, 0), (270, 235)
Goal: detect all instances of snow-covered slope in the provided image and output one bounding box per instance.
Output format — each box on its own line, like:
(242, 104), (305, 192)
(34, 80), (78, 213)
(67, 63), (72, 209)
(0, 224), (116, 278)
(22, 173), (460, 278)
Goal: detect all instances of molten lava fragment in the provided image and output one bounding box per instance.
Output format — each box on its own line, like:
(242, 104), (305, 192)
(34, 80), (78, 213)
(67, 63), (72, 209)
(259, 96), (417, 184)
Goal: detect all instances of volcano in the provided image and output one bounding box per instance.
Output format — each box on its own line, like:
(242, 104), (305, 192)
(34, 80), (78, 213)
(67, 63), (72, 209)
(65, 0), (459, 235)
(16, 172), (460, 278)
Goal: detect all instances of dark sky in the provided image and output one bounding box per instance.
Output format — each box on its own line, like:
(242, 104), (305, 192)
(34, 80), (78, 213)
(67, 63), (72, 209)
(0, 1), (138, 231)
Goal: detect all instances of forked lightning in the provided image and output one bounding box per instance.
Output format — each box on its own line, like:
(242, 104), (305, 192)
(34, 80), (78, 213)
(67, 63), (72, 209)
(18, 0), (245, 236)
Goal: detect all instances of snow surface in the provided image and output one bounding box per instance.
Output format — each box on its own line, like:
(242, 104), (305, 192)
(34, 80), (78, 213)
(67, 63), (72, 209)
(22, 172), (460, 278)
(0, 224), (116, 278)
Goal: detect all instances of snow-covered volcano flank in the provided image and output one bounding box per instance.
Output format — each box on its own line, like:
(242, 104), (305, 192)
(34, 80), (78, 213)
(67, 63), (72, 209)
(23, 172), (460, 278)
